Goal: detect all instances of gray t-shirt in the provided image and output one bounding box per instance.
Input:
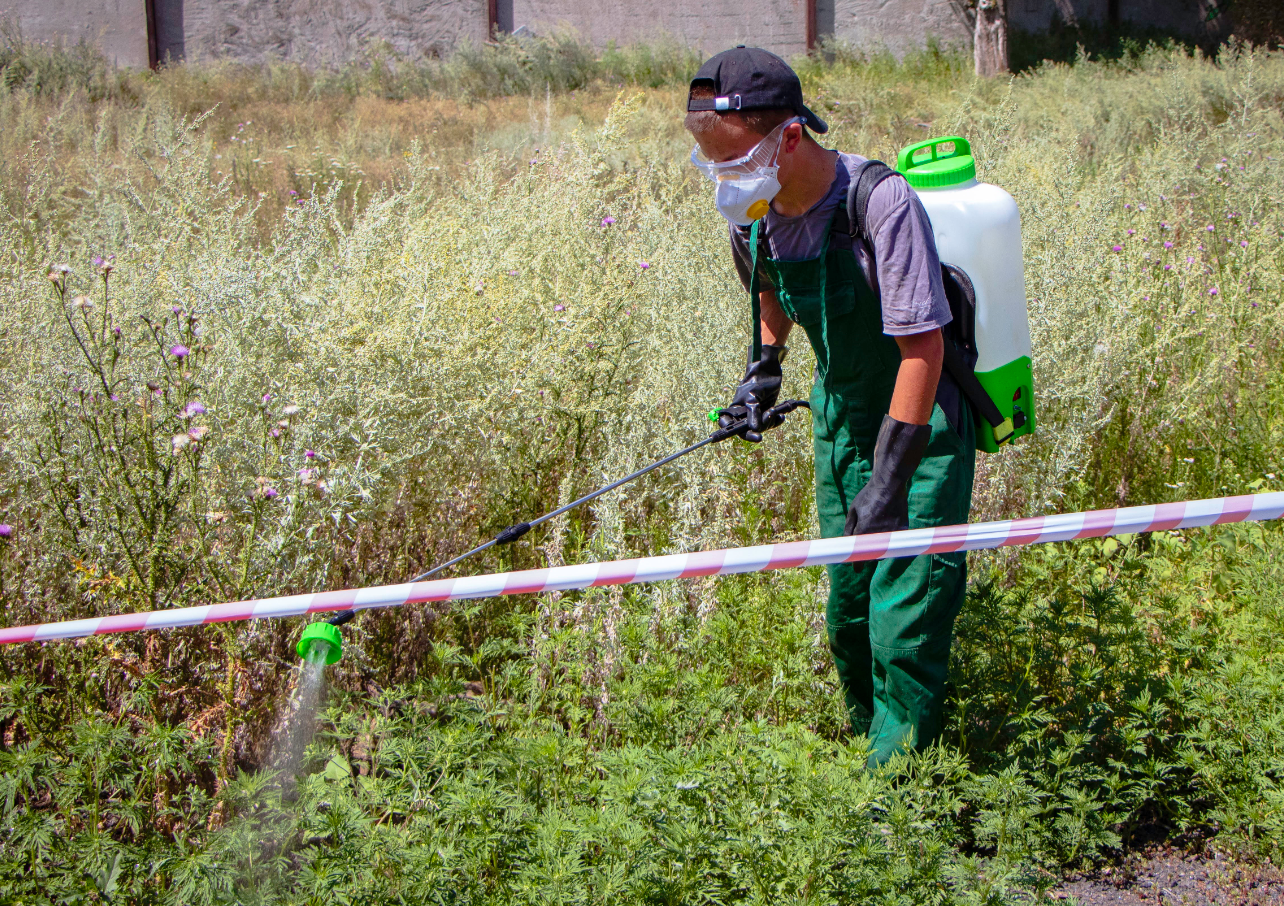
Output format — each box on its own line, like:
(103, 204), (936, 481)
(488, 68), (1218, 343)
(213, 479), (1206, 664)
(729, 151), (951, 336)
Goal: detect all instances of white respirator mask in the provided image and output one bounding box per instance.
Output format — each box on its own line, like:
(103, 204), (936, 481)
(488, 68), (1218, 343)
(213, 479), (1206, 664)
(691, 117), (803, 226)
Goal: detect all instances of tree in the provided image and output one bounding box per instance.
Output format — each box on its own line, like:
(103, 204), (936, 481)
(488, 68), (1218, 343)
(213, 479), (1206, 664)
(950, 0), (1010, 77)
(973, 0), (1009, 76)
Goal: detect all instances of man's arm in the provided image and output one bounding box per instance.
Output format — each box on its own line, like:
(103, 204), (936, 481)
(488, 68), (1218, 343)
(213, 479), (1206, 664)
(889, 329), (943, 425)
(759, 288), (793, 347)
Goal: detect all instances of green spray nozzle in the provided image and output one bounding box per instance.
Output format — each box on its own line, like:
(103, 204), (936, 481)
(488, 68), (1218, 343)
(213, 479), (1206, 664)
(297, 621), (343, 664)
(708, 409), (719, 422)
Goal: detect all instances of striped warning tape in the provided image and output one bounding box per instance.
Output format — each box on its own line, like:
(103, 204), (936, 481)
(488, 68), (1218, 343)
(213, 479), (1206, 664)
(2, 492), (1282, 646)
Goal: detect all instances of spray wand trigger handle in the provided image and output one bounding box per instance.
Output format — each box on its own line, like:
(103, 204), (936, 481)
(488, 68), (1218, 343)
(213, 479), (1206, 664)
(496, 522), (532, 544)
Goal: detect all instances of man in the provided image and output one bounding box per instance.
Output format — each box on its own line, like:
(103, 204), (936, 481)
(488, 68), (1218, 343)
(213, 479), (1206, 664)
(685, 46), (975, 766)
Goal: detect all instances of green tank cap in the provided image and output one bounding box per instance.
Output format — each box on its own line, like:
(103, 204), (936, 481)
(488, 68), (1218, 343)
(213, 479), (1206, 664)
(896, 136), (976, 189)
(298, 621), (343, 664)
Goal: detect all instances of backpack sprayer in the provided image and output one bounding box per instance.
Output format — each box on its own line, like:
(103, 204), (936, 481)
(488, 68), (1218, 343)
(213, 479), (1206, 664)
(296, 398), (812, 663)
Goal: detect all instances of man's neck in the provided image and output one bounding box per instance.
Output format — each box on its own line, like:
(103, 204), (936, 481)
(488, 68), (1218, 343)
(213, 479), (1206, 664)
(771, 143), (838, 218)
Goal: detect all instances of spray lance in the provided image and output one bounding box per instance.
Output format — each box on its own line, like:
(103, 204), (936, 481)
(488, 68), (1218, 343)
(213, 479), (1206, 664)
(296, 398), (812, 662)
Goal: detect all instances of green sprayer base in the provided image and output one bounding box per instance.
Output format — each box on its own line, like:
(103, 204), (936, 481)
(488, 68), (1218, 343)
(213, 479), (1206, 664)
(298, 621), (343, 664)
(975, 356), (1036, 453)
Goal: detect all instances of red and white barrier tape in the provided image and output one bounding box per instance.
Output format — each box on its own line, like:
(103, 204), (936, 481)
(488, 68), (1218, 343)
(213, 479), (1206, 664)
(3, 492), (1282, 647)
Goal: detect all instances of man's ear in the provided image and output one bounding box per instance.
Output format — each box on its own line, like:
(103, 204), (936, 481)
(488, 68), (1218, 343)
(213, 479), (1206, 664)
(780, 122), (805, 154)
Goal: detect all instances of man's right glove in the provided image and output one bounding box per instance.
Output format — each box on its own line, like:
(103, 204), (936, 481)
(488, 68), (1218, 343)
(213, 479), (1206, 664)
(844, 415), (932, 535)
(718, 344), (787, 443)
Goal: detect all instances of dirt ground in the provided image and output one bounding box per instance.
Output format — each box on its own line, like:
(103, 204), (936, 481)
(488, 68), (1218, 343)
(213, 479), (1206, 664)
(1052, 848), (1284, 905)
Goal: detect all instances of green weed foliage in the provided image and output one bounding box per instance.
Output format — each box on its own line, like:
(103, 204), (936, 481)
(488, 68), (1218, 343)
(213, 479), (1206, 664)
(0, 33), (1282, 904)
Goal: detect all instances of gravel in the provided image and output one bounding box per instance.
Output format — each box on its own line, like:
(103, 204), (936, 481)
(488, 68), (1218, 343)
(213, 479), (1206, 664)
(1052, 847), (1284, 905)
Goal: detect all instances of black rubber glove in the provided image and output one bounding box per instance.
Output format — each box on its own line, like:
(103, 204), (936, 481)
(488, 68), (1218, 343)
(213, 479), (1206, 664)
(718, 345), (787, 443)
(844, 415), (932, 535)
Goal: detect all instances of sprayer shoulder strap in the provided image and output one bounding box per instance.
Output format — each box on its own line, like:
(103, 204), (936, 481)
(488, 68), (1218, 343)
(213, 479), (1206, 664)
(839, 158), (1009, 438)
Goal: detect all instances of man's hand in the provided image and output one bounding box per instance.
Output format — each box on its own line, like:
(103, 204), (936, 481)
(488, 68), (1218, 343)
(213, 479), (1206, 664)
(844, 328), (943, 535)
(844, 415), (931, 534)
(718, 344), (786, 442)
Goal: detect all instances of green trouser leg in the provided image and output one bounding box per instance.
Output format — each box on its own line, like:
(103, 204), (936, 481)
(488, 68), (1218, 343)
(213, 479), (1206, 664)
(816, 390), (975, 767)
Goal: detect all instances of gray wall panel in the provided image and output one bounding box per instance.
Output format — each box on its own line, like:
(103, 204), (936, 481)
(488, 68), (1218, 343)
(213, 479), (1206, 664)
(509, 0), (812, 57)
(4, 0), (149, 68)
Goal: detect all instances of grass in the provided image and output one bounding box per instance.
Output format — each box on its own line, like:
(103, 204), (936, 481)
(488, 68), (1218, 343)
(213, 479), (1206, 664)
(0, 31), (1282, 904)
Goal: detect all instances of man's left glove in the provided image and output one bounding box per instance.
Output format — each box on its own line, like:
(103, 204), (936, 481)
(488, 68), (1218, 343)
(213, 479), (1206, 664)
(718, 344), (787, 443)
(844, 415), (932, 535)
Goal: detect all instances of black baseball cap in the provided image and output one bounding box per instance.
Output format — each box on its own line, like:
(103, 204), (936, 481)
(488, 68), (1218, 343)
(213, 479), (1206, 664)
(687, 45), (828, 135)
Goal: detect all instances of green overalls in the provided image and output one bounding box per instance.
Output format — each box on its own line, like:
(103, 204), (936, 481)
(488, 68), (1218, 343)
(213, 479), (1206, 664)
(749, 209), (975, 767)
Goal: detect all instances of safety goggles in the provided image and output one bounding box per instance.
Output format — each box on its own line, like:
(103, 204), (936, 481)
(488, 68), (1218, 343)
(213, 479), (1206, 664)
(690, 116), (804, 182)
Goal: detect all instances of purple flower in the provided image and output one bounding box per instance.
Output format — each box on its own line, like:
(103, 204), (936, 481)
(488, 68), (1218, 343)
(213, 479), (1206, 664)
(1126, 229), (1135, 236)
(305, 449), (317, 459)
(1124, 204), (1132, 210)
(1161, 222), (1169, 230)
(181, 401), (207, 418)
(1164, 241), (1174, 249)
(170, 345), (190, 359)
(1209, 287), (1218, 296)
(1112, 245), (1123, 252)
(262, 393), (273, 404)
(601, 216), (616, 227)
(269, 427), (281, 438)
(298, 468), (314, 481)
(263, 487), (279, 499)
(0, 524), (12, 539)
(639, 261), (650, 270)
(1186, 257), (1195, 264)
(1240, 240), (1248, 248)
(1206, 225), (1215, 232)
(1164, 264), (1172, 270)
(553, 304), (565, 312)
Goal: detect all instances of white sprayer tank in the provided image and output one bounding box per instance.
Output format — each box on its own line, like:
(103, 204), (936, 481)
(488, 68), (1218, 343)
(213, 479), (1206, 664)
(897, 136), (1035, 451)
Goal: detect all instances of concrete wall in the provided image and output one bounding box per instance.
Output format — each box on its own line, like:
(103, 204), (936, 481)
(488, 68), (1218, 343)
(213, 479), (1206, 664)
(508, 0), (812, 58)
(1008, 0), (1230, 40)
(829, 0), (971, 56)
(2, 0), (149, 68)
(152, 0), (488, 65)
(2, 0), (1238, 69)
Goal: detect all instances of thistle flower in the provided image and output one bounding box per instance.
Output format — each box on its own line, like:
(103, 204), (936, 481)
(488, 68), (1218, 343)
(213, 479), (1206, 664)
(304, 449), (317, 459)
(262, 393), (272, 404)
(181, 401), (207, 419)
(261, 486), (279, 499)
(171, 433), (191, 454)
(298, 467), (314, 481)
(1208, 287), (1218, 296)
(639, 261), (650, 270)
(71, 296), (93, 311)
(1164, 241), (1174, 249)
(188, 425), (210, 441)
(282, 404), (300, 416)
(553, 304), (565, 312)
(0, 524), (11, 538)
(1206, 224), (1215, 232)
(93, 254), (115, 275)
(601, 216), (616, 227)
(1112, 245), (1123, 252)
(269, 427), (281, 438)
(170, 345), (190, 359)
